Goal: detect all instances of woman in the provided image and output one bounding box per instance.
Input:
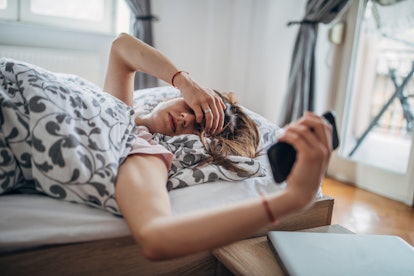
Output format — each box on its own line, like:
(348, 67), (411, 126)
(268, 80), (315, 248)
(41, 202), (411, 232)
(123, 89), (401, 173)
(134, 89), (260, 174)
(0, 33), (332, 261)
(105, 33), (333, 260)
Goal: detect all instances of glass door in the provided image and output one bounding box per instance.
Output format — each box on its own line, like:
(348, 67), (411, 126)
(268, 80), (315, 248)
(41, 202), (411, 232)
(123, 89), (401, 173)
(340, 0), (414, 174)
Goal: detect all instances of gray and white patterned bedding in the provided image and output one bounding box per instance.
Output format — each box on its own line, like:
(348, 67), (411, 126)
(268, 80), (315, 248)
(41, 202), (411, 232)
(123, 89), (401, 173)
(132, 87), (280, 190)
(0, 58), (279, 215)
(0, 58), (136, 215)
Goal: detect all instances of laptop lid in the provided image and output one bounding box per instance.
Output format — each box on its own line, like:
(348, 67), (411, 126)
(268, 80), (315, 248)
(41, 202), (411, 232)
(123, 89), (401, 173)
(267, 231), (414, 276)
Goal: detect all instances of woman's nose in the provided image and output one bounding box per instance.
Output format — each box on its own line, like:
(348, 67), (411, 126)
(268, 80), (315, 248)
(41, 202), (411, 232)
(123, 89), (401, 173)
(180, 112), (195, 128)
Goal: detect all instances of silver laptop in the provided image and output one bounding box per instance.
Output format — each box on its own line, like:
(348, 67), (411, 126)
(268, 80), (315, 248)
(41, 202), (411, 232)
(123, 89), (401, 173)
(267, 231), (414, 276)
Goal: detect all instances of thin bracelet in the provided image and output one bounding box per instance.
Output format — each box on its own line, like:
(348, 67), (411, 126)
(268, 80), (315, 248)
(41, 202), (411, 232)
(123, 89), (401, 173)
(260, 192), (279, 225)
(171, 70), (189, 87)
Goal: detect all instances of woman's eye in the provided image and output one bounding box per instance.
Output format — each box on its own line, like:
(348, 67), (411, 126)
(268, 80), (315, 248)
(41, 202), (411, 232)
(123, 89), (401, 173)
(194, 123), (202, 133)
(187, 107), (195, 115)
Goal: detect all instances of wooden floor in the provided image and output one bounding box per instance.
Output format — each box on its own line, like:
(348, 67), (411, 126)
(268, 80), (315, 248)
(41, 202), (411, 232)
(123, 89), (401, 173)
(322, 177), (414, 247)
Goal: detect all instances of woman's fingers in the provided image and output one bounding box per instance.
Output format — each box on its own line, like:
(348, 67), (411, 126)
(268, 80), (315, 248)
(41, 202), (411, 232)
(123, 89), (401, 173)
(189, 88), (225, 134)
(279, 113), (332, 206)
(277, 113), (333, 203)
(205, 93), (225, 134)
(201, 104), (213, 131)
(280, 113), (332, 155)
(176, 73), (225, 134)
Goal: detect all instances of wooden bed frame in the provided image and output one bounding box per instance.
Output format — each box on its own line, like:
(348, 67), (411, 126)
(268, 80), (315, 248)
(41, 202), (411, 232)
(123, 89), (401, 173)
(1, 196), (333, 275)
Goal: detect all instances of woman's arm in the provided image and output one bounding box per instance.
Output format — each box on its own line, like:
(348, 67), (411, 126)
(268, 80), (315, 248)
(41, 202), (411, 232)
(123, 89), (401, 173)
(103, 33), (225, 133)
(116, 155), (301, 261)
(116, 112), (332, 261)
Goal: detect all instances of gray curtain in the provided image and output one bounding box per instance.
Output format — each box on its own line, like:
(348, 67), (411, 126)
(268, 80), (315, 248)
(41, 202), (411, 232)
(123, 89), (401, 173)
(279, 0), (350, 126)
(125, 0), (159, 89)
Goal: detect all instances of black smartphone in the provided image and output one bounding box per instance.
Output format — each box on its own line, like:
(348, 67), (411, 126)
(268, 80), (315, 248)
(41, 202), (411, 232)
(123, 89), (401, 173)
(267, 111), (340, 184)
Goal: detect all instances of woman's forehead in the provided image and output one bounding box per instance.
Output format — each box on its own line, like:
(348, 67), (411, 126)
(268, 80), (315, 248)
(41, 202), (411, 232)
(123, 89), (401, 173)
(167, 97), (187, 106)
(158, 97), (190, 111)
(167, 97), (184, 102)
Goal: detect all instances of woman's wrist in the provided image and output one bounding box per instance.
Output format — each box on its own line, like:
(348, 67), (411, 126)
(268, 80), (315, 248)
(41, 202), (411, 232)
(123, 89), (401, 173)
(260, 192), (279, 225)
(171, 70), (191, 89)
(170, 71), (202, 100)
(283, 187), (317, 211)
(267, 189), (315, 221)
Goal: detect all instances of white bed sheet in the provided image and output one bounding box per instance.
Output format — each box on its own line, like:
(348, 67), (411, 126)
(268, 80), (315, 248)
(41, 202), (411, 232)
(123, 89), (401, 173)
(0, 155), (320, 253)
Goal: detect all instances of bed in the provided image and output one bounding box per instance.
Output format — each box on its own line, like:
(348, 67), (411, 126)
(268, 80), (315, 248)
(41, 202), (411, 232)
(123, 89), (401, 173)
(0, 59), (334, 275)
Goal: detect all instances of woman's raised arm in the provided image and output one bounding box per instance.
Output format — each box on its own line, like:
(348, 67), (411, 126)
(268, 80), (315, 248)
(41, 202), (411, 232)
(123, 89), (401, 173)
(103, 33), (225, 134)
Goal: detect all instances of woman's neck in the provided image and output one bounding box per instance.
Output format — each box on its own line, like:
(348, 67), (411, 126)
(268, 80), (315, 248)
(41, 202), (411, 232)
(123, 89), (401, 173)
(135, 113), (151, 128)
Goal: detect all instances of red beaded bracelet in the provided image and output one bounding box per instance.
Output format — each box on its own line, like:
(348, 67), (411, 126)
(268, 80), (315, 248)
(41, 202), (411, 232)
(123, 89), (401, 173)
(171, 70), (189, 87)
(260, 192), (279, 225)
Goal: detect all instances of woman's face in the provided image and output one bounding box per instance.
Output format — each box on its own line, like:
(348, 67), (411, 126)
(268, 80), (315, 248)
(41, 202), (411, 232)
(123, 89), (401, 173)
(144, 98), (201, 136)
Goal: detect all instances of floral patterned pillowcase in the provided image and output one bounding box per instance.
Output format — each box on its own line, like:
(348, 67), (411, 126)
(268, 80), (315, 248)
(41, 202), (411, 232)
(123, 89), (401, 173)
(133, 86), (280, 190)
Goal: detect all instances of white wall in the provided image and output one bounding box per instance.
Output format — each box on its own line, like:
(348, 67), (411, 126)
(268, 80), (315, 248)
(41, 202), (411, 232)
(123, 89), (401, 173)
(151, 0), (334, 123)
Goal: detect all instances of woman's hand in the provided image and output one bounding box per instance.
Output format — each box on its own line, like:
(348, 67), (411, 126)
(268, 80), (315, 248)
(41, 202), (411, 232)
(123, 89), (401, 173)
(104, 33), (225, 134)
(278, 112), (333, 209)
(172, 72), (226, 134)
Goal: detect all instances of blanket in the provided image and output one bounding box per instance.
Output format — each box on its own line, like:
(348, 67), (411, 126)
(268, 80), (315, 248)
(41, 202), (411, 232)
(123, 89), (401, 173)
(0, 58), (135, 214)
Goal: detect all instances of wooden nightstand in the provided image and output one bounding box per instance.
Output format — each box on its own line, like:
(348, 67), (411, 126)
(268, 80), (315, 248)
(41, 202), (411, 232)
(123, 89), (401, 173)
(213, 224), (353, 276)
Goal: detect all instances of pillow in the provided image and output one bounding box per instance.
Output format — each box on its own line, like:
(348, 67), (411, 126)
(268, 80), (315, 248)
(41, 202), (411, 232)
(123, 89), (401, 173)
(133, 86), (280, 190)
(133, 86), (280, 150)
(0, 58), (136, 215)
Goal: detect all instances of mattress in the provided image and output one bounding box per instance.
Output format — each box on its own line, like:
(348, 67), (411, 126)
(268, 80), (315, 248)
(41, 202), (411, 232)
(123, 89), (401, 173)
(1, 154), (318, 253)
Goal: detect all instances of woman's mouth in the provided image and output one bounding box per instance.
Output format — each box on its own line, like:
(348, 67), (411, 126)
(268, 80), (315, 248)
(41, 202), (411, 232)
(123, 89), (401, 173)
(168, 113), (176, 133)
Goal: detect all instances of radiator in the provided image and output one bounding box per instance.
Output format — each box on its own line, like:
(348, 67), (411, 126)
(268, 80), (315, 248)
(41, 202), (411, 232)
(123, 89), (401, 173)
(0, 45), (101, 86)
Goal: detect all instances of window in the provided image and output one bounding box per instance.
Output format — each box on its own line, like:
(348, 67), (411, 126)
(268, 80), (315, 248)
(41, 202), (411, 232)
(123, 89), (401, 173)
(29, 0), (106, 21)
(0, 0), (130, 34)
(331, 0), (414, 205)
(339, 0), (414, 174)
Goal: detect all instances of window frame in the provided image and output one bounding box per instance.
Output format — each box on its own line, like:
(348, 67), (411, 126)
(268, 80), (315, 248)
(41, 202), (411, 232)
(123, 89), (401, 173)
(0, 0), (18, 21)
(330, 0), (414, 206)
(0, 0), (117, 34)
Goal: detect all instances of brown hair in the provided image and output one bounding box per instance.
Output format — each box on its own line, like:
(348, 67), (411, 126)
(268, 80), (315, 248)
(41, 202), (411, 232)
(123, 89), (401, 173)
(198, 91), (260, 174)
